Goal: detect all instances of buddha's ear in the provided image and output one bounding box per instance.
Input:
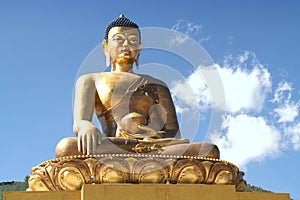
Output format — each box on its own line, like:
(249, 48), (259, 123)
(102, 40), (111, 67)
(135, 43), (142, 69)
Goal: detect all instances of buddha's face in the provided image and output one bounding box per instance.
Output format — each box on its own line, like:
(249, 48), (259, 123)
(104, 26), (141, 66)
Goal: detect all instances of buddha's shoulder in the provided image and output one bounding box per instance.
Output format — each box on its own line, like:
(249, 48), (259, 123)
(76, 73), (100, 80)
(76, 72), (123, 81)
(139, 74), (167, 88)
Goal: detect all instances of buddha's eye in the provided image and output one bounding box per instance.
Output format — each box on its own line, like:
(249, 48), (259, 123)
(112, 35), (124, 43)
(128, 36), (138, 44)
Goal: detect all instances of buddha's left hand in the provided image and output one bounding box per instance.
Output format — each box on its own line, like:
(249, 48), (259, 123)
(137, 125), (163, 138)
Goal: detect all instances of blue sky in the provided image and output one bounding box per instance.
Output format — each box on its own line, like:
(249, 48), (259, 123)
(1, 1), (300, 199)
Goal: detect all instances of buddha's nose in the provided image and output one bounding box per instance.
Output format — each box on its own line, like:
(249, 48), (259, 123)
(123, 38), (129, 46)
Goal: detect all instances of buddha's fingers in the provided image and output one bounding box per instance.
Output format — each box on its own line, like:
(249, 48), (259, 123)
(79, 134), (87, 155)
(92, 134), (99, 154)
(86, 135), (92, 155)
(137, 125), (158, 138)
(78, 135), (82, 153)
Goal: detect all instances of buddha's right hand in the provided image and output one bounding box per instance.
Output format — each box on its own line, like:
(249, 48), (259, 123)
(76, 122), (102, 155)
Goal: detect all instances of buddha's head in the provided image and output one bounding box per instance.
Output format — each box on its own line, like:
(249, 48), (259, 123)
(102, 14), (142, 70)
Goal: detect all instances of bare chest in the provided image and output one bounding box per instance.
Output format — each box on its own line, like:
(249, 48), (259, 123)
(95, 72), (142, 110)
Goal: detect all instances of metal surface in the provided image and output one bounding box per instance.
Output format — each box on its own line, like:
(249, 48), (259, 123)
(29, 16), (248, 193)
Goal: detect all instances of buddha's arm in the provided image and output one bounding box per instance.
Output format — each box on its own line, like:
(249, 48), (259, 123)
(73, 74), (101, 155)
(150, 84), (181, 139)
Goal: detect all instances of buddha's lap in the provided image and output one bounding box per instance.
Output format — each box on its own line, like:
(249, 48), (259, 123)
(55, 137), (219, 159)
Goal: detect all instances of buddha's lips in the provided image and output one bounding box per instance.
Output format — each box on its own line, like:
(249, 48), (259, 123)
(121, 48), (131, 54)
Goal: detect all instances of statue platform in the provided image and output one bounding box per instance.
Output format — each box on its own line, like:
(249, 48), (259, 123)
(4, 184), (290, 200)
(26, 154), (246, 191)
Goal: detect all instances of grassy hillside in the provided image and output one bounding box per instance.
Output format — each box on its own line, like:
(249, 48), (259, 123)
(0, 181), (28, 200)
(245, 184), (272, 193)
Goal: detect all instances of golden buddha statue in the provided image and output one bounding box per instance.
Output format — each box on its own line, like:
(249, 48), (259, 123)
(55, 14), (219, 158)
(28, 15), (245, 191)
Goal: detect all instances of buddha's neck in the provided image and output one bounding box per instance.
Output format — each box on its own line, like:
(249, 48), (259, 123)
(112, 63), (134, 73)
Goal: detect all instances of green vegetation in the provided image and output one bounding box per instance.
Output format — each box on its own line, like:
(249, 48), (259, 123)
(0, 181), (28, 200)
(245, 184), (272, 193)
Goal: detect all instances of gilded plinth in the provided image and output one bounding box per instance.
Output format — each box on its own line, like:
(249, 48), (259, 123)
(28, 154), (246, 192)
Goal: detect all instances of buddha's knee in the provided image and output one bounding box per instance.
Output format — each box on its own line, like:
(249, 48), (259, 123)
(55, 137), (82, 158)
(189, 142), (220, 159)
(160, 142), (220, 159)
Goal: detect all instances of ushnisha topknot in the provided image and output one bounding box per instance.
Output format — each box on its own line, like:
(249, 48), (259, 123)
(104, 14), (140, 41)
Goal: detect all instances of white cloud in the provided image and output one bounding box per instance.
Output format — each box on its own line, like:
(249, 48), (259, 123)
(171, 80), (199, 112)
(169, 19), (209, 46)
(171, 51), (271, 114)
(171, 50), (272, 115)
(170, 47), (300, 169)
(171, 68), (209, 113)
(285, 123), (300, 150)
(168, 32), (189, 46)
(171, 19), (184, 31)
(171, 19), (202, 36)
(218, 63), (271, 113)
(238, 51), (250, 63)
(275, 103), (299, 123)
(272, 82), (299, 123)
(272, 81), (292, 103)
(167, 20), (300, 172)
(215, 114), (281, 169)
(216, 51), (272, 113)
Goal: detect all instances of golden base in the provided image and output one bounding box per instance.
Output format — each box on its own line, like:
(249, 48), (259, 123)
(5, 184), (290, 200)
(27, 154), (246, 191)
